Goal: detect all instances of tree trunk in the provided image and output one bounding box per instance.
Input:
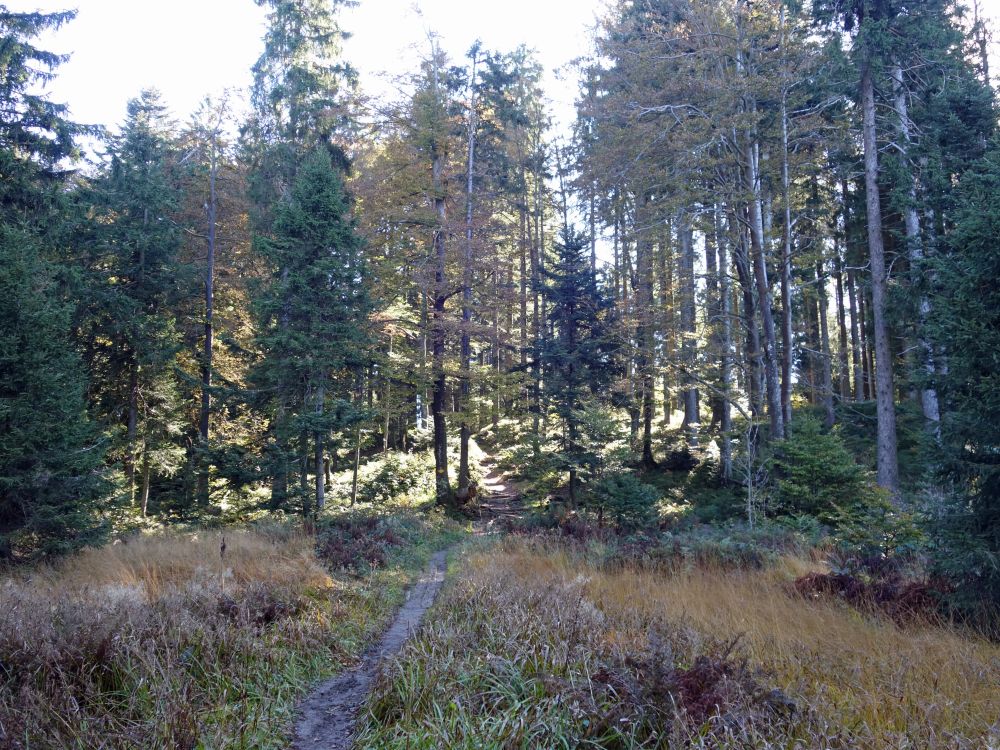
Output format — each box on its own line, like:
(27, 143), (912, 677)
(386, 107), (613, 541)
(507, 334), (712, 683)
(716, 204), (734, 483)
(350, 426), (361, 506)
(430, 55), (452, 506)
(891, 63), (941, 436)
(197, 128), (218, 507)
(678, 217), (699, 446)
(816, 262), (836, 428)
(731, 211), (764, 419)
(314, 382), (325, 513)
(746, 137), (785, 441)
(861, 61), (900, 497)
(834, 253), (850, 401)
(637, 196), (657, 467)
(127, 359), (138, 507)
(458, 52), (479, 500)
(847, 268), (864, 402)
(779, 83), (794, 430)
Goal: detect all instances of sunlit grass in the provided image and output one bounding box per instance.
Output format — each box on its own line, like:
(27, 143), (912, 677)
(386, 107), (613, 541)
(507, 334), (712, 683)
(0, 513), (463, 749)
(359, 538), (1000, 749)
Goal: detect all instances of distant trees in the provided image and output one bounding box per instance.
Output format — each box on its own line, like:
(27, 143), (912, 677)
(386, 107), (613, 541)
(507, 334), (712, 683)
(1, 0), (999, 579)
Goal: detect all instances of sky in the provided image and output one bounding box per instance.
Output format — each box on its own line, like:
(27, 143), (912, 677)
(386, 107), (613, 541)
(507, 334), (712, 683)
(19, 0), (609, 137)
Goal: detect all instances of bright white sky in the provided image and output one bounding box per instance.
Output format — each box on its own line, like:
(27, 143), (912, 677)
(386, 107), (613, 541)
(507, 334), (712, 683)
(17, 0), (609, 137)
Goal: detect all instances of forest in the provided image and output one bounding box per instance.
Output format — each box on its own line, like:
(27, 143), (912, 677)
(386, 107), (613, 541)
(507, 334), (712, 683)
(1, 0), (999, 747)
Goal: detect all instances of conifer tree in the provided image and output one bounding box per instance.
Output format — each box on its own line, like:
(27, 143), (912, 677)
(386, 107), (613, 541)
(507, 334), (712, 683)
(82, 91), (187, 516)
(540, 228), (615, 506)
(0, 8), (105, 557)
(251, 147), (372, 514)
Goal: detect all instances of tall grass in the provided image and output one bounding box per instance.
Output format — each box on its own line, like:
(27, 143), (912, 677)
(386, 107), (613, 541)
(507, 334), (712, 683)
(0, 514), (462, 749)
(358, 538), (1000, 749)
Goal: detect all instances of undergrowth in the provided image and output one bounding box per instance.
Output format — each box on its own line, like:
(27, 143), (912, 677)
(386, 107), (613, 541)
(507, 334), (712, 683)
(357, 538), (1000, 749)
(0, 510), (464, 749)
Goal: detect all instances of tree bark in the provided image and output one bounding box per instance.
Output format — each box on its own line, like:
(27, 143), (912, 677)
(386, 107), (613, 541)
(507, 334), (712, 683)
(458, 51), (479, 500)
(197, 127), (219, 507)
(861, 61), (900, 497)
(314, 381), (325, 513)
(816, 262), (836, 428)
(746, 138), (785, 440)
(678, 217), (699, 446)
(891, 63), (941, 436)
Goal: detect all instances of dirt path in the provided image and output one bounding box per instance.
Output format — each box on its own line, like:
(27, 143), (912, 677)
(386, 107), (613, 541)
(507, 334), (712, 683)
(292, 549), (449, 749)
(475, 461), (526, 531)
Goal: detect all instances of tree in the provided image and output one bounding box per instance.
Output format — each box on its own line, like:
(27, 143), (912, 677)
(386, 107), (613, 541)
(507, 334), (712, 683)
(82, 90), (187, 516)
(930, 143), (1000, 614)
(251, 147), (372, 515)
(540, 228), (615, 506)
(0, 8), (106, 557)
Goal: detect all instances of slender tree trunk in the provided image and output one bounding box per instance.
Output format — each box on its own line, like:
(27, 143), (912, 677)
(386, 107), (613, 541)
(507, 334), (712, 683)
(140, 450), (151, 518)
(779, 85), (794, 430)
(746, 138), (785, 440)
(816, 262), (836, 428)
(891, 64), (941, 436)
(834, 252), (850, 401)
(314, 381), (325, 513)
(657, 221), (673, 424)
(127, 359), (138, 507)
(847, 268), (864, 402)
(678, 217), (699, 446)
(861, 61), (900, 497)
(458, 52), (479, 500)
(197, 129), (218, 507)
(732, 211), (764, 419)
(716, 204), (734, 482)
(350, 426), (361, 506)
(429, 53), (452, 505)
(637, 196), (657, 467)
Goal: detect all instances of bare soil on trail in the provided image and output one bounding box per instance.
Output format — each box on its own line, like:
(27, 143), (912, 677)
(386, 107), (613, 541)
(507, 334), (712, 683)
(292, 550), (448, 750)
(474, 462), (527, 532)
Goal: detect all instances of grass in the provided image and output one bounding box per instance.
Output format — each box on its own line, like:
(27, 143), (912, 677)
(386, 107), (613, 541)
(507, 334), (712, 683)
(357, 537), (1000, 749)
(0, 510), (465, 749)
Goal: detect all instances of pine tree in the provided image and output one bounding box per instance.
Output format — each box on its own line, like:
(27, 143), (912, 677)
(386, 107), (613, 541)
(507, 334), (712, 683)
(251, 147), (372, 514)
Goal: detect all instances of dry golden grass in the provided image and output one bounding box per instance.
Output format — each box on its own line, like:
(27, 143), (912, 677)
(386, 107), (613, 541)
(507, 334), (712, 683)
(26, 526), (333, 599)
(0, 517), (456, 750)
(485, 541), (1000, 748)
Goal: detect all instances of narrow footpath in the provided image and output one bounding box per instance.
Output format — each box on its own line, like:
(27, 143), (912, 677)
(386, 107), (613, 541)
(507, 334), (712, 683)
(292, 549), (448, 749)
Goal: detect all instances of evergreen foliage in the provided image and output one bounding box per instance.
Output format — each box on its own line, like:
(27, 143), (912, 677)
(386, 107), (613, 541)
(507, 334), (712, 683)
(539, 227), (617, 504)
(251, 147), (372, 514)
(0, 8), (106, 557)
(929, 143), (1000, 613)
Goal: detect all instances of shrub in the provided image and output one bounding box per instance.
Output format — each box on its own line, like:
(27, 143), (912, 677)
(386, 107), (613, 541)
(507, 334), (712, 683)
(587, 472), (661, 531)
(772, 417), (878, 524)
(356, 453), (424, 506)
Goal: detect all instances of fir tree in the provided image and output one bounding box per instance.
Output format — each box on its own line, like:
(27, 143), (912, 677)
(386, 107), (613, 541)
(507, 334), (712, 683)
(929, 143), (1000, 615)
(81, 90), (187, 515)
(539, 227), (616, 506)
(251, 147), (372, 514)
(0, 8), (106, 557)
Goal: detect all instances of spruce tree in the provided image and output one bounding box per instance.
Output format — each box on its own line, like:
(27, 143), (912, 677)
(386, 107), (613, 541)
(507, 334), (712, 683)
(929, 144), (1000, 615)
(0, 8), (106, 557)
(251, 147), (372, 514)
(539, 227), (616, 505)
(82, 90), (187, 515)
